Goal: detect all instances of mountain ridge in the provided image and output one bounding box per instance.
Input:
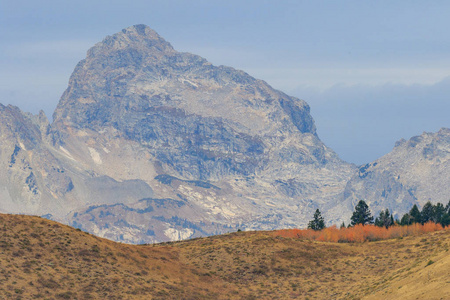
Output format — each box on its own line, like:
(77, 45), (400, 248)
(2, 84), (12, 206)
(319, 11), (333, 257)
(336, 127), (450, 221)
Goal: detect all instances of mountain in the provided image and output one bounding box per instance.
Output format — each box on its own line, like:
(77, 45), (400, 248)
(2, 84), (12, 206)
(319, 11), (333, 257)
(1, 213), (449, 299)
(0, 24), (448, 243)
(0, 24), (356, 243)
(335, 128), (450, 220)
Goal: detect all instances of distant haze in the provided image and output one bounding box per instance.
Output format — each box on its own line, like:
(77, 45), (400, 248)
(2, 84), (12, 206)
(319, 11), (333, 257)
(1, 1), (449, 164)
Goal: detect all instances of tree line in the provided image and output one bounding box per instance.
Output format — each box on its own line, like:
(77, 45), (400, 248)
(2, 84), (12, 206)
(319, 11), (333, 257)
(308, 200), (450, 231)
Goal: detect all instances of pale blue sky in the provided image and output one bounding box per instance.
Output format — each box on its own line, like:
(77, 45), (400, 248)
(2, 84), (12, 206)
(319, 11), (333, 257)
(1, 1), (449, 164)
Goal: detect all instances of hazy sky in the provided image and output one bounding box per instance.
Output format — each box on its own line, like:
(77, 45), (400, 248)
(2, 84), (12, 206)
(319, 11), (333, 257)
(1, 1), (449, 164)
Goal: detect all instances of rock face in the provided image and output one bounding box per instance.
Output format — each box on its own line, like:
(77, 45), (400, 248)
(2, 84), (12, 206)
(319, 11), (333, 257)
(1, 25), (448, 243)
(52, 24), (324, 183)
(334, 128), (450, 221)
(0, 103), (155, 219)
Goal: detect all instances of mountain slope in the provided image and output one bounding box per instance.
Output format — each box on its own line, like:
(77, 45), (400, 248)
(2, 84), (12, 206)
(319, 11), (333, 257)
(0, 213), (449, 299)
(336, 128), (450, 220)
(0, 104), (75, 214)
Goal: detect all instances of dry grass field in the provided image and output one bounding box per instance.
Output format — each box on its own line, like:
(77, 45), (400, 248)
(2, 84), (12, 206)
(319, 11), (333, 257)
(0, 213), (449, 299)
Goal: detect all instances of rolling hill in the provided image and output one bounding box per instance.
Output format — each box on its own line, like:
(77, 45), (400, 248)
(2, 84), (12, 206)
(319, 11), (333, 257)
(0, 213), (449, 299)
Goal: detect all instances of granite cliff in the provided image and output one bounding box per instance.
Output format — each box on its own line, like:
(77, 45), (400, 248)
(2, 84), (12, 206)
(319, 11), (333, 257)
(0, 25), (448, 243)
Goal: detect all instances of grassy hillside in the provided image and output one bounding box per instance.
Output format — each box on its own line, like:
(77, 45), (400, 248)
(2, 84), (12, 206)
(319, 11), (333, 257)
(0, 214), (449, 299)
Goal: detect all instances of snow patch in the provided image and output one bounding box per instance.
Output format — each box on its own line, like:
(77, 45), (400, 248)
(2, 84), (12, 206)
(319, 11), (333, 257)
(19, 141), (26, 151)
(164, 227), (193, 241)
(88, 147), (102, 164)
(59, 146), (75, 161)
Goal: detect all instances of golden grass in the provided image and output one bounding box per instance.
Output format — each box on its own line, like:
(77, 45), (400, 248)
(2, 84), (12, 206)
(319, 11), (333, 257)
(1, 214), (449, 299)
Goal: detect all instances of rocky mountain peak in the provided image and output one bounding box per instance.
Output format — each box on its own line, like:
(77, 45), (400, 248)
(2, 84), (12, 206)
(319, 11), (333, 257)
(87, 24), (174, 58)
(338, 127), (450, 222)
(52, 25), (319, 141)
(391, 128), (450, 157)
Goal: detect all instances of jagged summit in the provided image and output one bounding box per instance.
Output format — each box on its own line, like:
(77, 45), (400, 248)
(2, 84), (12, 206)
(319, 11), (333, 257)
(53, 25), (317, 138)
(394, 127), (450, 150)
(124, 24), (170, 40)
(87, 24), (175, 58)
(335, 127), (450, 222)
(50, 25), (336, 188)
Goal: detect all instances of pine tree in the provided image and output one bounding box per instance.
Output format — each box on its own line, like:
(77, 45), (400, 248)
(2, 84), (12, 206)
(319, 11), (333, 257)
(409, 204), (421, 224)
(307, 209), (325, 231)
(350, 200), (374, 226)
(375, 209), (394, 228)
(433, 202), (446, 223)
(421, 201), (434, 224)
(440, 212), (450, 227)
(442, 200), (450, 226)
(400, 213), (413, 226)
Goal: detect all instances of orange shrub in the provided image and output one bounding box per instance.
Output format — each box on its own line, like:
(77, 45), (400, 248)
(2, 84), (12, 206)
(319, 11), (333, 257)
(273, 222), (446, 243)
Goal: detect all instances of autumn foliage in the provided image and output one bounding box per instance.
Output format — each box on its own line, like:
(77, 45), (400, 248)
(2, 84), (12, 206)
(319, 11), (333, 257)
(274, 222), (447, 243)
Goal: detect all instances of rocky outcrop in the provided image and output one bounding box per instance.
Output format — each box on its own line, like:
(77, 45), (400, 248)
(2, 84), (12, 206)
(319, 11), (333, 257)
(0, 103), (155, 220)
(51, 25), (328, 182)
(333, 128), (450, 221)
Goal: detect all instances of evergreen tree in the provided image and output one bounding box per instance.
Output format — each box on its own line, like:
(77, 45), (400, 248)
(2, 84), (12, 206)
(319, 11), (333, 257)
(433, 203), (446, 223)
(441, 200), (450, 226)
(400, 213), (413, 226)
(421, 201), (434, 224)
(440, 212), (450, 227)
(350, 200), (374, 226)
(340, 221), (346, 229)
(307, 209), (325, 231)
(375, 209), (394, 228)
(375, 209), (393, 228)
(409, 204), (421, 224)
